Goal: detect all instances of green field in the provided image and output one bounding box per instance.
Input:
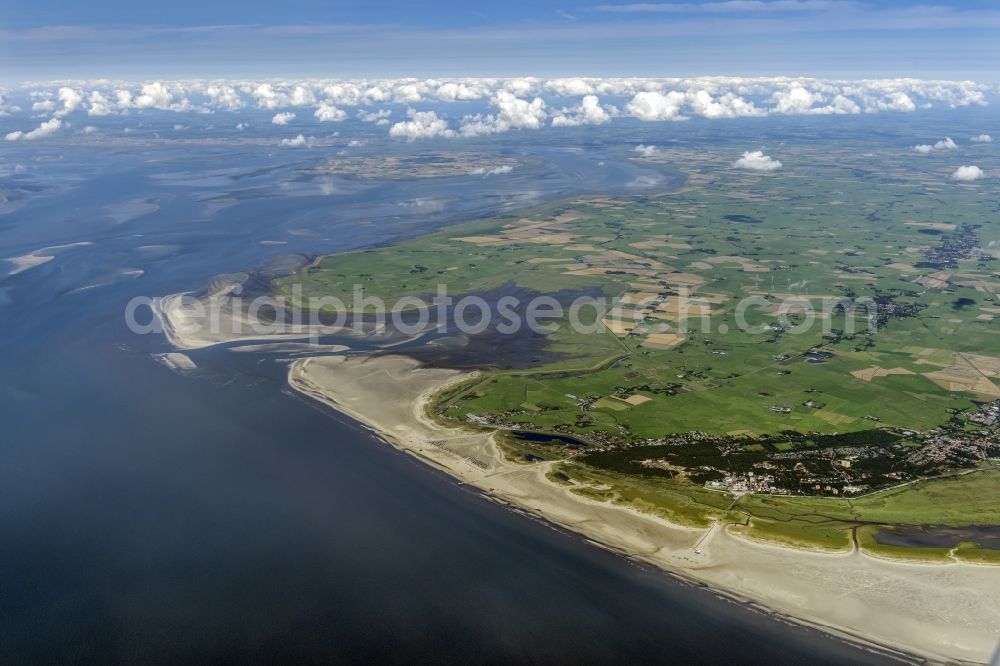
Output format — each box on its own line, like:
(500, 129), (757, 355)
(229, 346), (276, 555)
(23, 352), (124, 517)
(549, 459), (1000, 560)
(278, 144), (999, 438)
(276, 139), (1000, 556)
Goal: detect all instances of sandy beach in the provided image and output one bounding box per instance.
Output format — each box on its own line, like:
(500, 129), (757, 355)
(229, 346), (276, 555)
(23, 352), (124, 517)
(154, 290), (348, 350)
(288, 353), (1000, 665)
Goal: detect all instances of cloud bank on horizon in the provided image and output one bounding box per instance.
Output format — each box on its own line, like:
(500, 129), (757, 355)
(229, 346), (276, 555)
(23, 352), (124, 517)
(0, 76), (994, 142)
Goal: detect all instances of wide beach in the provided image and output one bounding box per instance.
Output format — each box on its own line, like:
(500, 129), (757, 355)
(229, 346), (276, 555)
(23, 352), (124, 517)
(289, 353), (1000, 665)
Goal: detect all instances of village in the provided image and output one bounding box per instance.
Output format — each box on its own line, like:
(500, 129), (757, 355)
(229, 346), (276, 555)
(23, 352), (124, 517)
(468, 398), (1000, 498)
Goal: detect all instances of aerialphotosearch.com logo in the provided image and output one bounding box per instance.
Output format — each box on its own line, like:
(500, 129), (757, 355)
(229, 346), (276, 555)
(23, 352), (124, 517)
(125, 283), (881, 342)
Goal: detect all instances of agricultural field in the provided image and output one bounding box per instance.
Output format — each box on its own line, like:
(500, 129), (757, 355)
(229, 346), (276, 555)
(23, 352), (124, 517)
(276, 138), (1000, 553)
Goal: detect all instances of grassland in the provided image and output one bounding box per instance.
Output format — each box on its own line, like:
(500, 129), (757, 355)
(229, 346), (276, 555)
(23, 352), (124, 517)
(276, 139), (1000, 556)
(278, 142), (1000, 437)
(547, 457), (1000, 561)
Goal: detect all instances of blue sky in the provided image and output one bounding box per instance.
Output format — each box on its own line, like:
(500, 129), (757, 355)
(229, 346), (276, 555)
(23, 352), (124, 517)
(2, 0), (999, 82)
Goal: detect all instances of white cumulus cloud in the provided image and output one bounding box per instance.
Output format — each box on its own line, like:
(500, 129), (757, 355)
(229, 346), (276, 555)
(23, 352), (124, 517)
(205, 85), (244, 111)
(913, 137), (957, 154)
(865, 91), (915, 113)
(971, 134), (993, 143)
(551, 95), (617, 126)
(314, 103), (346, 122)
(134, 82), (173, 109)
(434, 82), (487, 101)
(280, 134), (313, 147)
(87, 91), (113, 116)
(252, 84), (284, 109)
(951, 165), (984, 181)
(5, 117), (64, 141)
(358, 108), (391, 123)
(772, 85), (818, 114)
(634, 144), (659, 157)
(460, 91), (547, 136)
(686, 89), (764, 118)
(771, 85), (859, 115)
(54, 87), (83, 117)
(626, 90), (687, 121)
(733, 150), (782, 171)
(389, 109), (455, 140)
(271, 112), (296, 125)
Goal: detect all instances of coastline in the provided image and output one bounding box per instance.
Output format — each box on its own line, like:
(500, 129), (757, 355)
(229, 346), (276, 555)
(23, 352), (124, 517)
(154, 292), (344, 350)
(287, 353), (1000, 665)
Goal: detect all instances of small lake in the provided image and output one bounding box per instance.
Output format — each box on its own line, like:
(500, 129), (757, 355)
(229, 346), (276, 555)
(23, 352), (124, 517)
(875, 525), (1000, 550)
(511, 430), (590, 447)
